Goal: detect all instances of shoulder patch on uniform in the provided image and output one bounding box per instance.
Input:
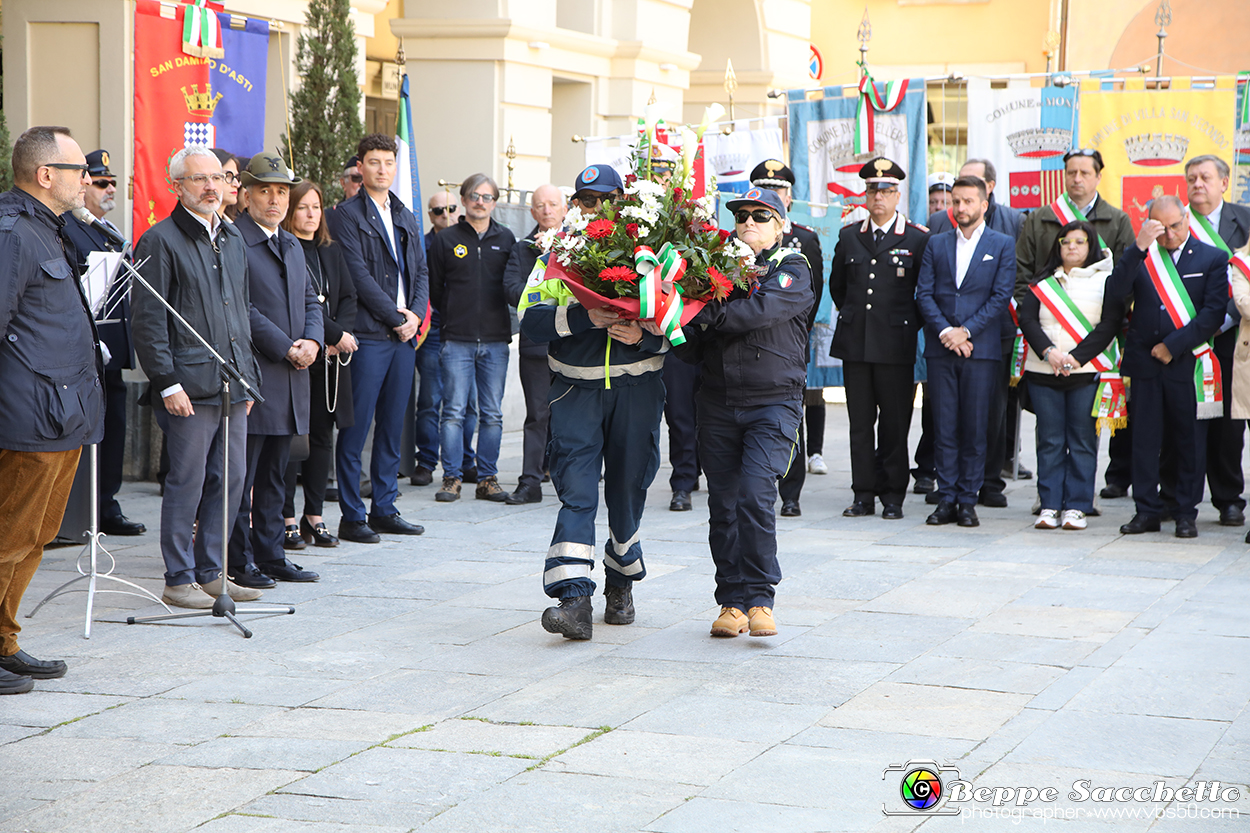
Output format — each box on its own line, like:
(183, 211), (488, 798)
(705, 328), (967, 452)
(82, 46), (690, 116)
(910, 222), (929, 232)
(778, 274), (794, 288)
(527, 291), (542, 303)
(453, 244), (468, 259)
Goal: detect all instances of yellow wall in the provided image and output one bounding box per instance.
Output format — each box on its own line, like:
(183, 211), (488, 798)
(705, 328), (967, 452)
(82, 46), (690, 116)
(811, 0), (1053, 85)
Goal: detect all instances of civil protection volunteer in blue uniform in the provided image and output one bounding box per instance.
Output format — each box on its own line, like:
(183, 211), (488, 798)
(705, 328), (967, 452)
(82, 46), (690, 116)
(675, 188), (813, 639)
(517, 165), (669, 641)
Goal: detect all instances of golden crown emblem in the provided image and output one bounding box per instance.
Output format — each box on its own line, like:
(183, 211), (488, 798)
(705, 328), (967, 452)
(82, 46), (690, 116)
(1124, 133), (1189, 167)
(181, 84), (224, 116)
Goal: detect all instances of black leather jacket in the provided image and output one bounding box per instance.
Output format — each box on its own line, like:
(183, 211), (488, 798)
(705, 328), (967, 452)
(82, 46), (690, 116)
(0, 187), (104, 452)
(131, 203), (261, 405)
(677, 245), (813, 407)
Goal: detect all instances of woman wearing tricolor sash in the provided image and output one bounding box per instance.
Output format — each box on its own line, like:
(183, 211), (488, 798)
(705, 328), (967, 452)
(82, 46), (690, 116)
(1017, 221), (1123, 531)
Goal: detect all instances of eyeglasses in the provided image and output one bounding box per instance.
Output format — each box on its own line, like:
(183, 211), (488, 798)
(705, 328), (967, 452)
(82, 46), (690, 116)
(466, 192), (497, 203)
(866, 187), (899, 197)
(44, 162), (90, 177)
(1058, 237), (1089, 248)
(222, 172), (240, 185)
(430, 205), (458, 216)
(347, 174), (363, 184)
(91, 179), (117, 189)
(575, 194), (612, 210)
(735, 209), (775, 225)
(178, 174), (228, 187)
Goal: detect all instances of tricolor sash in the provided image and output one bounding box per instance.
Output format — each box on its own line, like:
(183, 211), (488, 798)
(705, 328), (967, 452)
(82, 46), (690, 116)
(1031, 276), (1127, 432)
(181, 0), (224, 59)
(1050, 194), (1107, 253)
(1190, 211), (1240, 333)
(1143, 242), (1223, 418)
(1007, 297), (1027, 386)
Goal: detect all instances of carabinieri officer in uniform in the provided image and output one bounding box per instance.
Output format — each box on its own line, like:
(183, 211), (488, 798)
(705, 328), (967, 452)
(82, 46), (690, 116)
(829, 157), (929, 519)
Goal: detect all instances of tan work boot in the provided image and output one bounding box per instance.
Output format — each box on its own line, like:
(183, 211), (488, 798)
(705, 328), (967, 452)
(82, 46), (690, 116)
(710, 606), (749, 637)
(162, 582), (214, 609)
(747, 606), (777, 637)
(202, 574), (263, 602)
(475, 476), (507, 502)
(436, 476), (462, 502)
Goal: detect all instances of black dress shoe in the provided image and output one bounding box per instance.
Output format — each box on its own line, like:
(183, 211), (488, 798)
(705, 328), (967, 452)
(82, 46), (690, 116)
(230, 565), (277, 589)
(283, 524), (307, 550)
(505, 484), (543, 505)
(881, 504), (904, 520)
(101, 515), (146, 536)
(300, 517), (339, 547)
(670, 490), (692, 512)
(409, 465), (434, 487)
(368, 512), (425, 535)
(260, 560), (320, 583)
(461, 465), (478, 484)
(1174, 517), (1198, 538)
(843, 501), (874, 517)
(978, 491), (1008, 508)
(1119, 514), (1161, 534)
(912, 476), (935, 494)
(0, 668), (33, 694)
(0, 649), (67, 679)
(324, 486), (339, 503)
(1100, 483), (1129, 499)
(1219, 506), (1245, 527)
(780, 500), (801, 517)
(338, 520), (381, 544)
(957, 504), (980, 527)
(926, 500), (957, 525)
(925, 490), (941, 505)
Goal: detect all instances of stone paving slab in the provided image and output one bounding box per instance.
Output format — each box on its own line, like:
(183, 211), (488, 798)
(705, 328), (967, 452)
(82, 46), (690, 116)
(389, 717), (586, 758)
(819, 681), (1033, 740)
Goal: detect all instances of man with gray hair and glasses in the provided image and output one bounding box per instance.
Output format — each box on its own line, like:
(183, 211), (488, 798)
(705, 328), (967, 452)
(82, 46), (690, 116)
(132, 145), (263, 609)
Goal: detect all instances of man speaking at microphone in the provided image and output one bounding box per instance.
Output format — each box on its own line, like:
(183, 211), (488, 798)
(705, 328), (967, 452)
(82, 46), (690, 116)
(0, 126), (103, 693)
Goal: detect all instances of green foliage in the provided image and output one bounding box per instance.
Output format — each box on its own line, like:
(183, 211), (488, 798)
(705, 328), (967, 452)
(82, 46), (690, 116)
(0, 35), (11, 191)
(283, 0), (363, 205)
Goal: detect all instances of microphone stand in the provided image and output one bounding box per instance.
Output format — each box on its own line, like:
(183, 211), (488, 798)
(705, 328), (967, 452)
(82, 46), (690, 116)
(113, 254), (294, 638)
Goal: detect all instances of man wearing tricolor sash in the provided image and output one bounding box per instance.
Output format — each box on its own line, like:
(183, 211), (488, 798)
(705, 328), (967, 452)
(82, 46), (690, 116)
(1105, 196), (1229, 539)
(1155, 156), (1250, 527)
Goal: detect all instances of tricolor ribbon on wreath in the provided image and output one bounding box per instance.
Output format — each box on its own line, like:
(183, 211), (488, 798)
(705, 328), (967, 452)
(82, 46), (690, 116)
(1143, 242), (1223, 419)
(1008, 297), (1028, 386)
(180, 0), (224, 59)
(634, 243), (689, 345)
(852, 71), (909, 154)
(1031, 277), (1128, 433)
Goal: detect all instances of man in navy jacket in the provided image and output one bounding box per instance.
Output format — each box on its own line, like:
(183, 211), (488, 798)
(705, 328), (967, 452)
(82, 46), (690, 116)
(915, 176), (1016, 527)
(1107, 195), (1228, 538)
(326, 134), (429, 544)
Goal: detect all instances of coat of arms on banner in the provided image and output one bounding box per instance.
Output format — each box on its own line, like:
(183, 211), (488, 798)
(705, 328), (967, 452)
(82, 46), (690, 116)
(966, 78), (1076, 210)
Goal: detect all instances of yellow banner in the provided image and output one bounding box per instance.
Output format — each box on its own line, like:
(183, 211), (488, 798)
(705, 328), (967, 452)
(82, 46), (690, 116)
(1078, 77), (1236, 233)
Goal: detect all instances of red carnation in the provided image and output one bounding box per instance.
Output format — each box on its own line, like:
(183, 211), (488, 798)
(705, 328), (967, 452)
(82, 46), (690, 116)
(707, 267), (733, 301)
(673, 187), (684, 201)
(718, 229), (731, 241)
(701, 222), (717, 233)
(626, 223), (640, 239)
(600, 266), (637, 283)
(586, 219), (615, 239)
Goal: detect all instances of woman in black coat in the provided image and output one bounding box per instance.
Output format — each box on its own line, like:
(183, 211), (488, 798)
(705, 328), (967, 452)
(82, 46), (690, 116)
(282, 181), (358, 547)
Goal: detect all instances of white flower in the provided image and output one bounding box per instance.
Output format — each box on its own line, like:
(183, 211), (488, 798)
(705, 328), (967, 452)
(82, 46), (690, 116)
(538, 227), (560, 252)
(727, 238), (754, 260)
(693, 195), (717, 221)
(637, 225), (651, 236)
(626, 180), (665, 199)
(564, 205), (588, 232)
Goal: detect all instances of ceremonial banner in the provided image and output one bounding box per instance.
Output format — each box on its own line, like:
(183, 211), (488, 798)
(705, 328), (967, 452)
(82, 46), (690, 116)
(701, 124), (784, 196)
(787, 82), (927, 222)
(1079, 77), (1237, 233)
(966, 78), (1077, 210)
(134, 0), (268, 237)
(1234, 74), (1250, 204)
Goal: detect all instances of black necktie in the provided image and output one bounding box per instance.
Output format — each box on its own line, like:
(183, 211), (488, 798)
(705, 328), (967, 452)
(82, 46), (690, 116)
(874, 229), (884, 245)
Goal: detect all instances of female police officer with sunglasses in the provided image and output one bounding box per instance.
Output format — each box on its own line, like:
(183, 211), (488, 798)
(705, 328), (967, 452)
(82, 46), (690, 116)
(673, 188), (813, 638)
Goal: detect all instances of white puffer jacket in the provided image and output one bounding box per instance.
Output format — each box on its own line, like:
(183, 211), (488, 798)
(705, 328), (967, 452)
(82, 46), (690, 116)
(1023, 251), (1114, 376)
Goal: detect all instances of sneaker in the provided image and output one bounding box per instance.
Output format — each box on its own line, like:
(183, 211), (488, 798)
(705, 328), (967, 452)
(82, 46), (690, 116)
(710, 606), (749, 637)
(807, 454), (828, 475)
(1061, 509), (1087, 530)
(201, 574), (263, 601)
(436, 476), (462, 502)
(747, 606), (777, 637)
(1035, 509), (1059, 530)
(162, 582), (215, 609)
(475, 476), (507, 502)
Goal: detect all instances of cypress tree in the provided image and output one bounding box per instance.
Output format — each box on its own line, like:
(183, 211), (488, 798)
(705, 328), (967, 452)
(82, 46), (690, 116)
(285, 0), (363, 205)
(0, 35), (12, 192)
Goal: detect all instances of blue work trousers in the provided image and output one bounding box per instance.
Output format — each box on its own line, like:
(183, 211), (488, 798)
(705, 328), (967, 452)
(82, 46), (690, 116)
(697, 395), (801, 612)
(542, 375), (664, 600)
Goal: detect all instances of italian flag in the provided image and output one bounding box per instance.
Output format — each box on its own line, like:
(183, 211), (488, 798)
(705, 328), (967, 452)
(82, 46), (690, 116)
(394, 73), (431, 346)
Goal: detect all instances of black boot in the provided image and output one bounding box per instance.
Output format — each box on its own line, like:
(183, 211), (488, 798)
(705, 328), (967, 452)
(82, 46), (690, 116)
(604, 583), (635, 625)
(541, 596), (592, 640)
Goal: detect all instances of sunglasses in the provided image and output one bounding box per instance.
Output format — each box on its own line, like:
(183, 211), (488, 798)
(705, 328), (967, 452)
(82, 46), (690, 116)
(735, 209), (775, 225)
(44, 162), (90, 177)
(1063, 148), (1103, 167)
(91, 179), (117, 189)
(430, 205), (458, 216)
(347, 173), (364, 183)
(575, 194), (613, 209)
(466, 192), (498, 203)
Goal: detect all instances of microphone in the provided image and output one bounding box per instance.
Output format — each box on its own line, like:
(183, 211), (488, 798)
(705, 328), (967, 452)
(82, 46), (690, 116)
(72, 207), (128, 248)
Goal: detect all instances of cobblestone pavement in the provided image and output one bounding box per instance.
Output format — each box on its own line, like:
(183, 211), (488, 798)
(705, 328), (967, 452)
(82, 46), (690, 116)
(2, 405), (1247, 832)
